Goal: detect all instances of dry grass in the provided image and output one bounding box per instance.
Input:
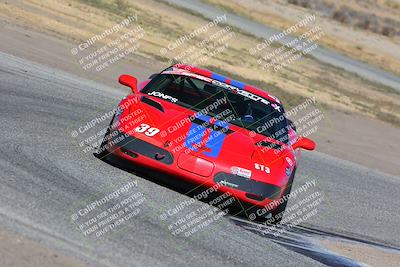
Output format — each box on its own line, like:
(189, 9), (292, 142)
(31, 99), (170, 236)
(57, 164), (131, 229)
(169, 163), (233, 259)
(203, 0), (400, 77)
(0, 0), (399, 126)
(288, 0), (400, 36)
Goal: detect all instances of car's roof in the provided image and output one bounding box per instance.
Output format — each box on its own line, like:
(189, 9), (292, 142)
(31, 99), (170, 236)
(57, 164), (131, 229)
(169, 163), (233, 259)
(161, 64), (281, 105)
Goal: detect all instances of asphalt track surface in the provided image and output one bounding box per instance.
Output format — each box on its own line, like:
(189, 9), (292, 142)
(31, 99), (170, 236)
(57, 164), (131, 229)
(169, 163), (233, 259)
(163, 0), (400, 92)
(0, 52), (400, 266)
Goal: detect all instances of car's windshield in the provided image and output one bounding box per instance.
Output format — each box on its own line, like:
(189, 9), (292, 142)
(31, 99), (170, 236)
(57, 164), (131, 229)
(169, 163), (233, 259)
(142, 73), (289, 144)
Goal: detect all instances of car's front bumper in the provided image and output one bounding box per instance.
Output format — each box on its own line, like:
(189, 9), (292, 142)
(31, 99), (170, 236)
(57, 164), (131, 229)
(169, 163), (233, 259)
(104, 130), (287, 210)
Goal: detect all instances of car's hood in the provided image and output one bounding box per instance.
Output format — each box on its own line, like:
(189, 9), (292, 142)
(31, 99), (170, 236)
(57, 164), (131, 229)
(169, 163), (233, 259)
(118, 95), (262, 155)
(117, 94), (294, 185)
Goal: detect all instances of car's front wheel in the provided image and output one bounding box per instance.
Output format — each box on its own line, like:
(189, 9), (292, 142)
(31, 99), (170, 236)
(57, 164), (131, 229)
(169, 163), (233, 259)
(95, 114), (115, 158)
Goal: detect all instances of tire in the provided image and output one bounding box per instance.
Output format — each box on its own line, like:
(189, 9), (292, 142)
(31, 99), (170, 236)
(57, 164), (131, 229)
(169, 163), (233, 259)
(246, 167), (296, 224)
(270, 167), (296, 224)
(95, 114), (115, 158)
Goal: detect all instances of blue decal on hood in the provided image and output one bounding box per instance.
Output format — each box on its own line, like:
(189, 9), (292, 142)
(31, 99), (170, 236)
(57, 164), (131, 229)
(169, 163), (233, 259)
(184, 115), (227, 158)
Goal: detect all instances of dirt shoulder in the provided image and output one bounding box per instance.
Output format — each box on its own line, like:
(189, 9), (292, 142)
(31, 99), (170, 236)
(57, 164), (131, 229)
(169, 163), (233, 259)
(320, 238), (400, 267)
(204, 0), (400, 77)
(0, 228), (90, 267)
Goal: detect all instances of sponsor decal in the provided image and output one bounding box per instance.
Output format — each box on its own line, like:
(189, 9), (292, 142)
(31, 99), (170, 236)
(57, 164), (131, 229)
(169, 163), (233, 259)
(285, 156), (293, 167)
(148, 91), (178, 103)
(219, 180), (238, 188)
(211, 80), (271, 106)
(254, 163), (270, 174)
(163, 68), (281, 107)
(230, 166), (252, 179)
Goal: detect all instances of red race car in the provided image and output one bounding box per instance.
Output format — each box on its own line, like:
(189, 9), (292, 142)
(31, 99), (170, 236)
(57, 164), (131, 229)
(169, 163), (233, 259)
(98, 64), (315, 222)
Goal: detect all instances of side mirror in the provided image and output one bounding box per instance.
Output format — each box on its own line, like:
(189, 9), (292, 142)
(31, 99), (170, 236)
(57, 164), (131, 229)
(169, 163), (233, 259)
(292, 137), (316, 151)
(119, 74), (138, 94)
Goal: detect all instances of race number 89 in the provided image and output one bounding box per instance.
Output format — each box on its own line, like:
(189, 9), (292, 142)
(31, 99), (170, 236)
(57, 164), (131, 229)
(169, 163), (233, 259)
(135, 123), (160, 136)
